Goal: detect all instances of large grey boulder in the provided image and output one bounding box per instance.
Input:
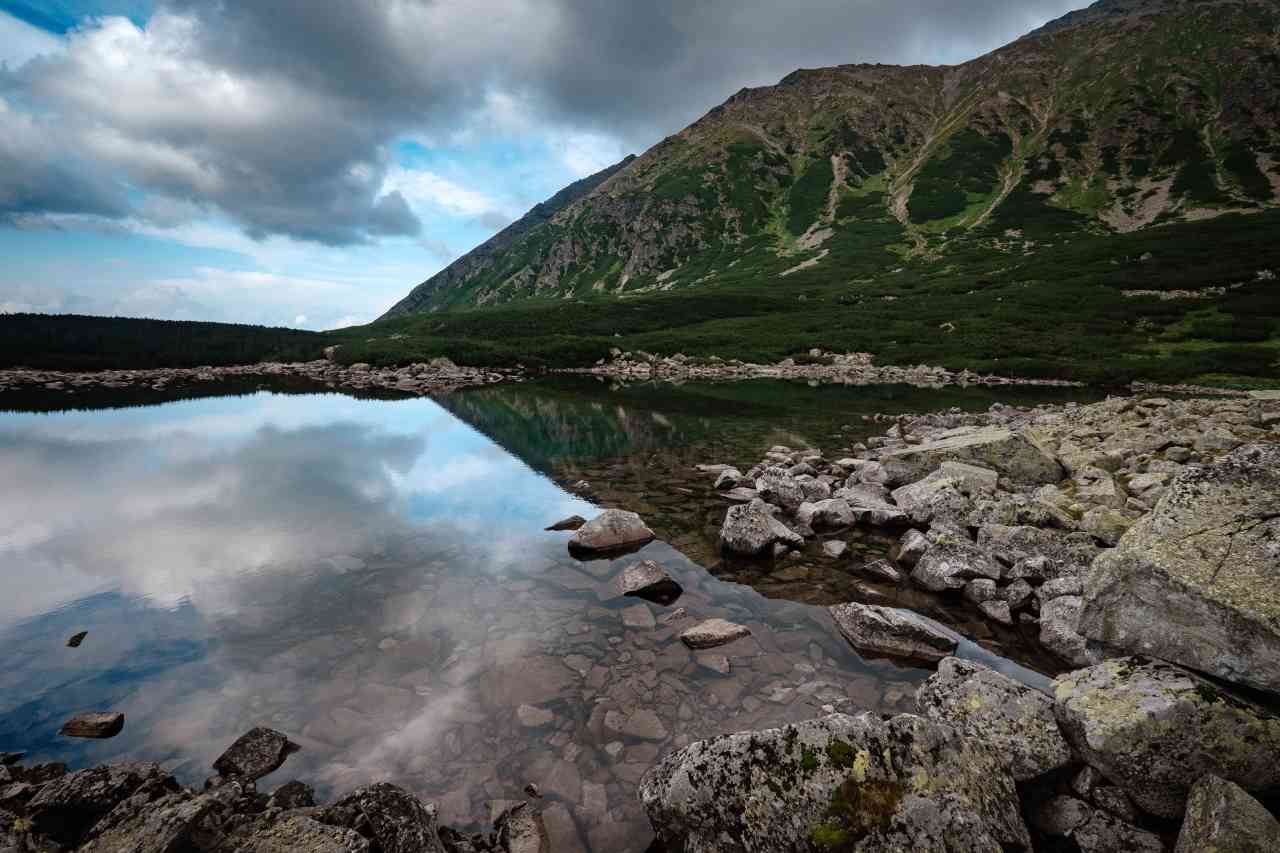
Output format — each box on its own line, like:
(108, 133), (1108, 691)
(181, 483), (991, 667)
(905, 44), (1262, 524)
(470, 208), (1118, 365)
(1053, 657), (1280, 818)
(236, 816), (370, 853)
(27, 763), (171, 846)
(755, 472), (805, 512)
(829, 603), (960, 663)
(212, 727), (299, 782)
(891, 462), (997, 524)
(910, 533), (1001, 592)
(1079, 444), (1280, 694)
(880, 426), (1063, 488)
(720, 500), (803, 556)
(568, 509), (655, 556)
(1039, 596), (1098, 668)
(639, 712), (1030, 853)
(317, 782), (446, 853)
(79, 788), (220, 853)
(1174, 774), (1280, 853)
(916, 658), (1072, 781)
(795, 498), (857, 530)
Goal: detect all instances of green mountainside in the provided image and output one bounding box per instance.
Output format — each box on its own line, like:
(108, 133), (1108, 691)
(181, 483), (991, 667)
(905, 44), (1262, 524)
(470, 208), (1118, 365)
(360, 0), (1280, 385)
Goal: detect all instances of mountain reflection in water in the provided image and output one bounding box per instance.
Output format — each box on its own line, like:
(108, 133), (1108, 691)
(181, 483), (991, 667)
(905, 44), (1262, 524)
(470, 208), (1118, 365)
(0, 380), (1087, 851)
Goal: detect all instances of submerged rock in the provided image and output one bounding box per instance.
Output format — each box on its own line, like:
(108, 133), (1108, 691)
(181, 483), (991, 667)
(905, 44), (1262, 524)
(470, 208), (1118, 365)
(495, 802), (550, 853)
(212, 727), (299, 782)
(1053, 657), (1280, 818)
(1080, 444), (1280, 694)
(59, 712), (124, 739)
(680, 619), (751, 650)
(567, 509), (655, 556)
(1174, 774), (1280, 853)
(639, 712), (1029, 853)
(828, 602), (959, 663)
(617, 559), (683, 605)
(916, 658), (1072, 781)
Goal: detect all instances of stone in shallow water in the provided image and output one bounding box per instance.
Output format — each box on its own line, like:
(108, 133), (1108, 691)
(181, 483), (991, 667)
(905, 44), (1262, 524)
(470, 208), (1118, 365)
(1175, 774), (1280, 853)
(544, 515), (586, 531)
(680, 618), (751, 649)
(212, 727), (300, 782)
(1053, 657), (1280, 819)
(617, 559), (683, 605)
(828, 602), (959, 663)
(59, 712), (124, 739)
(67, 630), (88, 648)
(639, 712), (1029, 853)
(496, 802), (550, 853)
(516, 704), (556, 728)
(567, 509), (655, 556)
(621, 602), (657, 630)
(719, 499), (802, 556)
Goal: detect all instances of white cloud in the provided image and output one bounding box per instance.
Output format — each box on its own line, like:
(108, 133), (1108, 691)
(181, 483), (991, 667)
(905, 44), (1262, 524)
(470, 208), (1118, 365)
(382, 166), (504, 218)
(0, 11), (62, 67)
(294, 313), (308, 326)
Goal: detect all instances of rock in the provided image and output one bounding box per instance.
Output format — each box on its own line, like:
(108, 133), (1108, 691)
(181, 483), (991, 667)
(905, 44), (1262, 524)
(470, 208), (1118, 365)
(880, 425), (1063, 488)
(237, 816), (370, 853)
(1053, 657), (1280, 818)
(796, 498), (857, 530)
(59, 712), (124, 739)
(620, 709), (669, 742)
(1039, 595), (1095, 667)
(1175, 774), (1280, 853)
(567, 509), (655, 556)
(267, 780), (315, 810)
(317, 782), (446, 853)
(1030, 795), (1163, 853)
(544, 515), (586, 532)
(1079, 507), (1131, 546)
(977, 525), (1099, 580)
(828, 602), (960, 663)
(680, 619), (750, 649)
(695, 653), (730, 675)
(621, 603), (657, 630)
(516, 705), (555, 728)
(617, 560), (683, 605)
(860, 559), (902, 583)
(755, 472), (805, 512)
(0, 753), (23, 766)
(910, 534), (1000, 592)
(79, 787), (217, 853)
(719, 499), (803, 556)
(720, 487), (758, 502)
(27, 763), (170, 846)
(713, 468), (743, 490)
(67, 631), (88, 648)
(1074, 467), (1128, 510)
(834, 485), (909, 526)
(916, 658), (1072, 781)
(540, 802), (586, 853)
(979, 600), (1013, 626)
(963, 578), (997, 604)
(1080, 444), (1280, 693)
(212, 727), (299, 782)
(496, 802), (550, 853)
(895, 528), (930, 568)
(639, 712), (1029, 853)
(890, 462), (996, 523)
(1002, 578), (1033, 610)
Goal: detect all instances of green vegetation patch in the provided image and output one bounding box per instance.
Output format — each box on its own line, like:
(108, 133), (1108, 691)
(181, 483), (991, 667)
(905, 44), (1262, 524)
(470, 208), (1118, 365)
(788, 157), (836, 235)
(908, 129), (1013, 224)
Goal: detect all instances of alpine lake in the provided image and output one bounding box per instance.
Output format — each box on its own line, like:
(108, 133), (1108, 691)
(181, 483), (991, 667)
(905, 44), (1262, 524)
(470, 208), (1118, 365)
(0, 375), (1102, 852)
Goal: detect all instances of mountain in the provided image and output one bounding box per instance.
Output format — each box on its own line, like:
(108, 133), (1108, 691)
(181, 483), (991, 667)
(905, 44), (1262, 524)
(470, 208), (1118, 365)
(365, 0), (1280, 386)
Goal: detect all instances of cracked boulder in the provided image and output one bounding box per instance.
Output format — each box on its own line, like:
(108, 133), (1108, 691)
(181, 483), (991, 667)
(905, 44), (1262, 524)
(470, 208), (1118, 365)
(639, 712), (1029, 853)
(1053, 657), (1280, 818)
(1080, 443), (1280, 693)
(879, 425), (1063, 488)
(829, 603), (960, 663)
(1174, 774), (1280, 853)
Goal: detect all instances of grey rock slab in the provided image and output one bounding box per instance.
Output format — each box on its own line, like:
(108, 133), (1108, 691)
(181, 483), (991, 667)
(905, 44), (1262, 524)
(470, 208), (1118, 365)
(795, 498), (857, 530)
(236, 816), (370, 853)
(860, 558), (902, 583)
(317, 782), (446, 853)
(829, 602), (960, 663)
(910, 535), (1001, 592)
(1174, 774), (1280, 853)
(916, 657), (1072, 781)
(1053, 657), (1280, 818)
(879, 425), (1063, 488)
(639, 712), (1029, 853)
(79, 788), (218, 853)
(680, 619), (751, 650)
(1080, 444), (1280, 694)
(567, 509), (655, 556)
(212, 727), (299, 782)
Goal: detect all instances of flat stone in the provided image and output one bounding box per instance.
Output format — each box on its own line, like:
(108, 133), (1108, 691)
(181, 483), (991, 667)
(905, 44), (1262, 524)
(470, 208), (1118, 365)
(212, 727), (300, 781)
(828, 602), (960, 663)
(680, 618), (751, 650)
(860, 558), (902, 583)
(880, 425), (1063, 488)
(567, 509), (655, 556)
(237, 816), (370, 853)
(1175, 774), (1280, 853)
(59, 712), (124, 739)
(821, 540), (848, 559)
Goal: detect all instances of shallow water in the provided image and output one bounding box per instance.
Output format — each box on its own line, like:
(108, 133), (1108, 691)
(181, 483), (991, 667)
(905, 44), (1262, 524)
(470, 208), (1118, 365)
(0, 378), (1091, 851)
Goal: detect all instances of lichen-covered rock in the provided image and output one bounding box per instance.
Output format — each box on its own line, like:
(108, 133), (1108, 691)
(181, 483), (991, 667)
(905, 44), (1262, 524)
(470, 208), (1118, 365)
(1039, 595), (1097, 667)
(1174, 774), (1280, 853)
(1029, 795), (1163, 853)
(495, 802), (550, 853)
(639, 713), (1030, 853)
(79, 787), (219, 853)
(567, 509), (655, 556)
(890, 462), (997, 525)
(829, 602), (960, 663)
(795, 498), (857, 530)
(719, 499), (802, 556)
(212, 727), (299, 782)
(27, 763), (170, 846)
(833, 485), (908, 526)
(1054, 657), (1280, 818)
(1079, 444), (1280, 694)
(880, 426), (1063, 488)
(317, 782), (446, 853)
(895, 529), (930, 568)
(976, 525), (1099, 580)
(916, 658), (1072, 781)
(236, 815), (370, 853)
(755, 472), (806, 512)
(910, 534), (1000, 592)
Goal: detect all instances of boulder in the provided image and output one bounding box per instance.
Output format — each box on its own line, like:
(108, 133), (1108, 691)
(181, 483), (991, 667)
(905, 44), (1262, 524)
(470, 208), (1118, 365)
(713, 468), (743, 490)
(639, 712), (1029, 853)
(236, 816), (370, 853)
(879, 426), (1063, 488)
(1053, 657), (1280, 818)
(1174, 774), (1280, 853)
(916, 658), (1072, 781)
(719, 500), (803, 557)
(1079, 444), (1280, 694)
(1039, 596), (1096, 667)
(59, 712), (124, 739)
(617, 560), (683, 606)
(910, 534), (1000, 592)
(544, 515), (586, 532)
(860, 559), (902, 583)
(1029, 795), (1163, 853)
(496, 802), (550, 853)
(79, 788), (219, 853)
(568, 510), (655, 556)
(834, 485), (908, 526)
(317, 782), (446, 853)
(267, 780), (315, 810)
(1079, 507), (1131, 546)
(828, 602), (959, 663)
(976, 525), (1099, 580)
(895, 528), (930, 568)
(27, 763), (170, 846)
(681, 619), (751, 650)
(755, 473), (805, 512)
(796, 498), (857, 530)
(212, 727), (300, 782)
(891, 462), (997, 524)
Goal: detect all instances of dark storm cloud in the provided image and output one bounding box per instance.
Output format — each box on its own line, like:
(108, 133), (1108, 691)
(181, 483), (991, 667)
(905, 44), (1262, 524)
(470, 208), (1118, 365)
(0, 0), (1091, 244)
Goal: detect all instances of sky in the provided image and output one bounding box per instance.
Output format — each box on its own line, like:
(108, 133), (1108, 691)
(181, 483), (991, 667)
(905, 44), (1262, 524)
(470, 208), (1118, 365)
(0, 0), (1093, 330)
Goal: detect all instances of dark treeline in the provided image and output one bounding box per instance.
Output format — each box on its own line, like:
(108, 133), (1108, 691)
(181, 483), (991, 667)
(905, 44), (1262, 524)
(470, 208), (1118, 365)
(0, 314), (328, 371)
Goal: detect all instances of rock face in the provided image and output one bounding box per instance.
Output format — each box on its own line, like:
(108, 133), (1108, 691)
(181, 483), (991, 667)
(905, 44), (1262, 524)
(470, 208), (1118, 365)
(567, 509), (655, 556)
(211, 727), (299, 782)
(1053, 657), (1280, 818)
(617, 560), (683, 605)
(680, 619), (751, 650)
(879, 426), (1063, 488)
(317, 782), (446, 853)
(639, 712), (1029, 853)
(1174, 774), (1280, 853)
(719, 499), (802, 556)
(828, 602), (959, 663)
(1080, 444), (1280, 694)
(916, 658), (1072, 781)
